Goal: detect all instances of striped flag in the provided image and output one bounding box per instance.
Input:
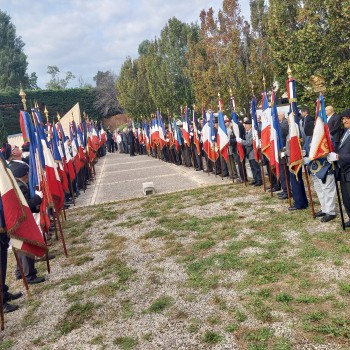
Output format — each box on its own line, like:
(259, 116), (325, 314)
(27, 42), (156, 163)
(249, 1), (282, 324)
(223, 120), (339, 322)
(0, 154), (46, 257)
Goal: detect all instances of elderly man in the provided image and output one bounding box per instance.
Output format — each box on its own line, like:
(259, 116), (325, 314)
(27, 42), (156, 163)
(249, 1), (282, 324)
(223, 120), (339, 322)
(237, 119), (262, 186)
(325, 105), (342, 148)
(328, 109), (350, 227)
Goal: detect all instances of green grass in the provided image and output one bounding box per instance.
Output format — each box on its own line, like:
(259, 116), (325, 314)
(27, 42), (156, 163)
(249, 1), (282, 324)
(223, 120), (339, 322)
(147, 296), (174, 313)
(202, 330), (223, 344)
(58, 302), (96, 335)
(113, 336), (138, 350)
(0, 340), (15, 350)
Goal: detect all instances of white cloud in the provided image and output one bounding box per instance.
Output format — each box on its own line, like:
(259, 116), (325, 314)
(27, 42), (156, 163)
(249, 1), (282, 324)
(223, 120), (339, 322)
(0, 0), (250, 88)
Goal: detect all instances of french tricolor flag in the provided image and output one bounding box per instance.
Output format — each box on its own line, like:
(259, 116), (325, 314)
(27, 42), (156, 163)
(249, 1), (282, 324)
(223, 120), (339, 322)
(261, 92), (271, 159)
(309, 94), (334, 160)
(0, 154), (47, 257)
(286, 78), (303, 175)
(217, 111), (229, 162)
(270, 92), (283, 179)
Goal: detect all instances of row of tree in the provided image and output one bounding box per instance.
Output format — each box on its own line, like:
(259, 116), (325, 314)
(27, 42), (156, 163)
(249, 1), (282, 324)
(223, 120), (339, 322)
(116, 0), (350, 119)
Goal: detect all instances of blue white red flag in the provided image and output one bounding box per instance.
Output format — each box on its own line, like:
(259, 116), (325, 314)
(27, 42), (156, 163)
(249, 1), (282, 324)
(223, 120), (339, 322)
(309, 94), (334, 160)
(0, 153), (46, 257)
(217, 111), (229, 161)
(251, 97), (260, 161)
(261, 92), (271, 159)
(270, 92), (283, 179)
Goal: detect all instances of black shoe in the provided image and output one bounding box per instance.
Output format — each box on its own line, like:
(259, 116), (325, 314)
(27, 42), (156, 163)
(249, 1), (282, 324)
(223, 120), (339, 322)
(315, 210), (326, 218)
(5, 291), (23, 302)
(27, 276), (45, 284)
(278, 194), (288, 200)
(35, 254), (55, 262)
(254, 182), (262, 186)
(249, 181), (256, 185)
(3, 303), (19, 313)
(64, 204), (70, 209)
(288, 206), (307, 211)
(321, 214), (336, 222)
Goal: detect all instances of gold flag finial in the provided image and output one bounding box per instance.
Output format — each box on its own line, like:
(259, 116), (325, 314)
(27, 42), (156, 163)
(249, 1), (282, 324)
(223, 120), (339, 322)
(44, 106), (49, 122)
(19, 84), (27, 111)
(229, 87), (232, 96)
(262, 74), (266, 91)
(193, 104), (196, 111)
(310, 75), (326, 93)
(57, 112), (61, 121)
(287, 65), (293, 78)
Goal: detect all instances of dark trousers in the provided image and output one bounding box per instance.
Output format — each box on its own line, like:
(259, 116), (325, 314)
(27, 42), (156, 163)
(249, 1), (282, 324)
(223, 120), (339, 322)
(249, 158), (262, 183)
(280, 158), (291, 194)
(340, 180), (350, 219)
(15, 252), (37, 281)
(290, 168), (308, 209)
(0, 235), (9, 302)
(129, 143), (135, 156)
(233, 153), (246, 181)
(107, 140), (114, 153)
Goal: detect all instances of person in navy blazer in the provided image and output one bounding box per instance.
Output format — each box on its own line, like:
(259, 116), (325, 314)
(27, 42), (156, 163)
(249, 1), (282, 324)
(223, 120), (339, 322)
(327, 109), (350, 227)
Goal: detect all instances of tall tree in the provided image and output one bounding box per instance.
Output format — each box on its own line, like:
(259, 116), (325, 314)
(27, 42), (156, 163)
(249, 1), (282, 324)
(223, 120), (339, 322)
(46, 65), (75, 89)
(93, 70), (124, 117)
(0, 10), (31, 91)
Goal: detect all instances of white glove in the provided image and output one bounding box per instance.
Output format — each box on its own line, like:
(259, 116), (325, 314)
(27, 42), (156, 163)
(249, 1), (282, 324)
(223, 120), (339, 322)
(190, 132), (194, 136)
(301, 150), (306, 157)
(327, 152), (338, 162)
(280, 151), (285, 158)
(35, 190), (43, 199)
(303, 157), (310, 165)
(258, 140), (261, 148)
(236, 137), (242, 143)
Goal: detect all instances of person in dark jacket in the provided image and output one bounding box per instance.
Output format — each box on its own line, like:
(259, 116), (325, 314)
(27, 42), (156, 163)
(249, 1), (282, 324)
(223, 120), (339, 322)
(127, 127), (136, 156)
(328, 109), (350, 227)
(8, 162), (46, 284)
(106, 128), (114, 153)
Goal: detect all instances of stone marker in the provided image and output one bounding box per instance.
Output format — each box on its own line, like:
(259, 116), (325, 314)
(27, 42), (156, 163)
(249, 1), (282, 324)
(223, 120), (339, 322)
(143, 182), (156, 196)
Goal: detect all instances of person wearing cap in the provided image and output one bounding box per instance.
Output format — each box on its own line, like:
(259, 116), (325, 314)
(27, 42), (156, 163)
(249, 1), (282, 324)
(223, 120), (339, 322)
(8, 162), (46, 284)
(225, 116), (239, 179)
(237, 119), (262, 186)
(21, 142), (30, 164)
(327, 109), (350, 227)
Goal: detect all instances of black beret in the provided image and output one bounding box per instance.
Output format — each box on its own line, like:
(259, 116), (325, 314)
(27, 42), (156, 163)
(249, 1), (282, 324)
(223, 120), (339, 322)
(243, 119), (252, 125)
(340, 109), (350, 118)
(21, 142), (30, 152)
(9, 162), (29, 178)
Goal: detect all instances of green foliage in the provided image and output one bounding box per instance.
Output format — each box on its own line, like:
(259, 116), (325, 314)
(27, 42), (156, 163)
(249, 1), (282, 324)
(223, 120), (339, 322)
(0, 10), (33, 91)
(201, 330), (223, 344)
(147, 296), (174, 313)
(0, 88), (101, 135)
(46, 65), (75, 90)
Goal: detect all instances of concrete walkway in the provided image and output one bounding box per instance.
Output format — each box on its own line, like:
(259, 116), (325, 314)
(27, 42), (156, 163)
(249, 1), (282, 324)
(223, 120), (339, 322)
(74, 152), (248, 207)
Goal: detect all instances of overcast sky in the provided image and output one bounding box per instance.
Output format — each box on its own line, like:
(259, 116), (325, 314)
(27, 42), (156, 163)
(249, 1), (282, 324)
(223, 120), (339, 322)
(1, 0), (250, 89)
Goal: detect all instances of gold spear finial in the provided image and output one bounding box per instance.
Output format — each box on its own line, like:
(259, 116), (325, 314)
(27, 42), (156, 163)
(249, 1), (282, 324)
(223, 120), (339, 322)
(229, 88), (232, 96)
(193, 104), (196, 111)
(287, 65), (292, 78)
(262, 74), (266, 91)
(57, 112), (61, 121)
(19, 84), (27, 111)
(44, 106), (49, 122)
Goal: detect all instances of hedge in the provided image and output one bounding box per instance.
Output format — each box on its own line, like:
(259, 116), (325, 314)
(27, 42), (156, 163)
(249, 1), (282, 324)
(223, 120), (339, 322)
(0, 88), (102, 136)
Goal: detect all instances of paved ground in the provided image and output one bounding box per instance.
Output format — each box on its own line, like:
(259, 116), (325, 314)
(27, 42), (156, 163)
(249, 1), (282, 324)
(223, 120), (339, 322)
(74, 152), (250, 207)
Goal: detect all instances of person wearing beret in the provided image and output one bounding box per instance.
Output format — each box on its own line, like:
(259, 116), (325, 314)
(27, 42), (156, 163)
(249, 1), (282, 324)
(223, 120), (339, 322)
(326, 105), (342, 149)
(237, 119), (262, 186)
(327, 109), (350, 227)
(7, 162), (46, 284)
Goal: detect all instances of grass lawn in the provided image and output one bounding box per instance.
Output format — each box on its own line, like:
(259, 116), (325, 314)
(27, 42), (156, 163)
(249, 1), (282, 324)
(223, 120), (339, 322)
(1, 183), (350, 349)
